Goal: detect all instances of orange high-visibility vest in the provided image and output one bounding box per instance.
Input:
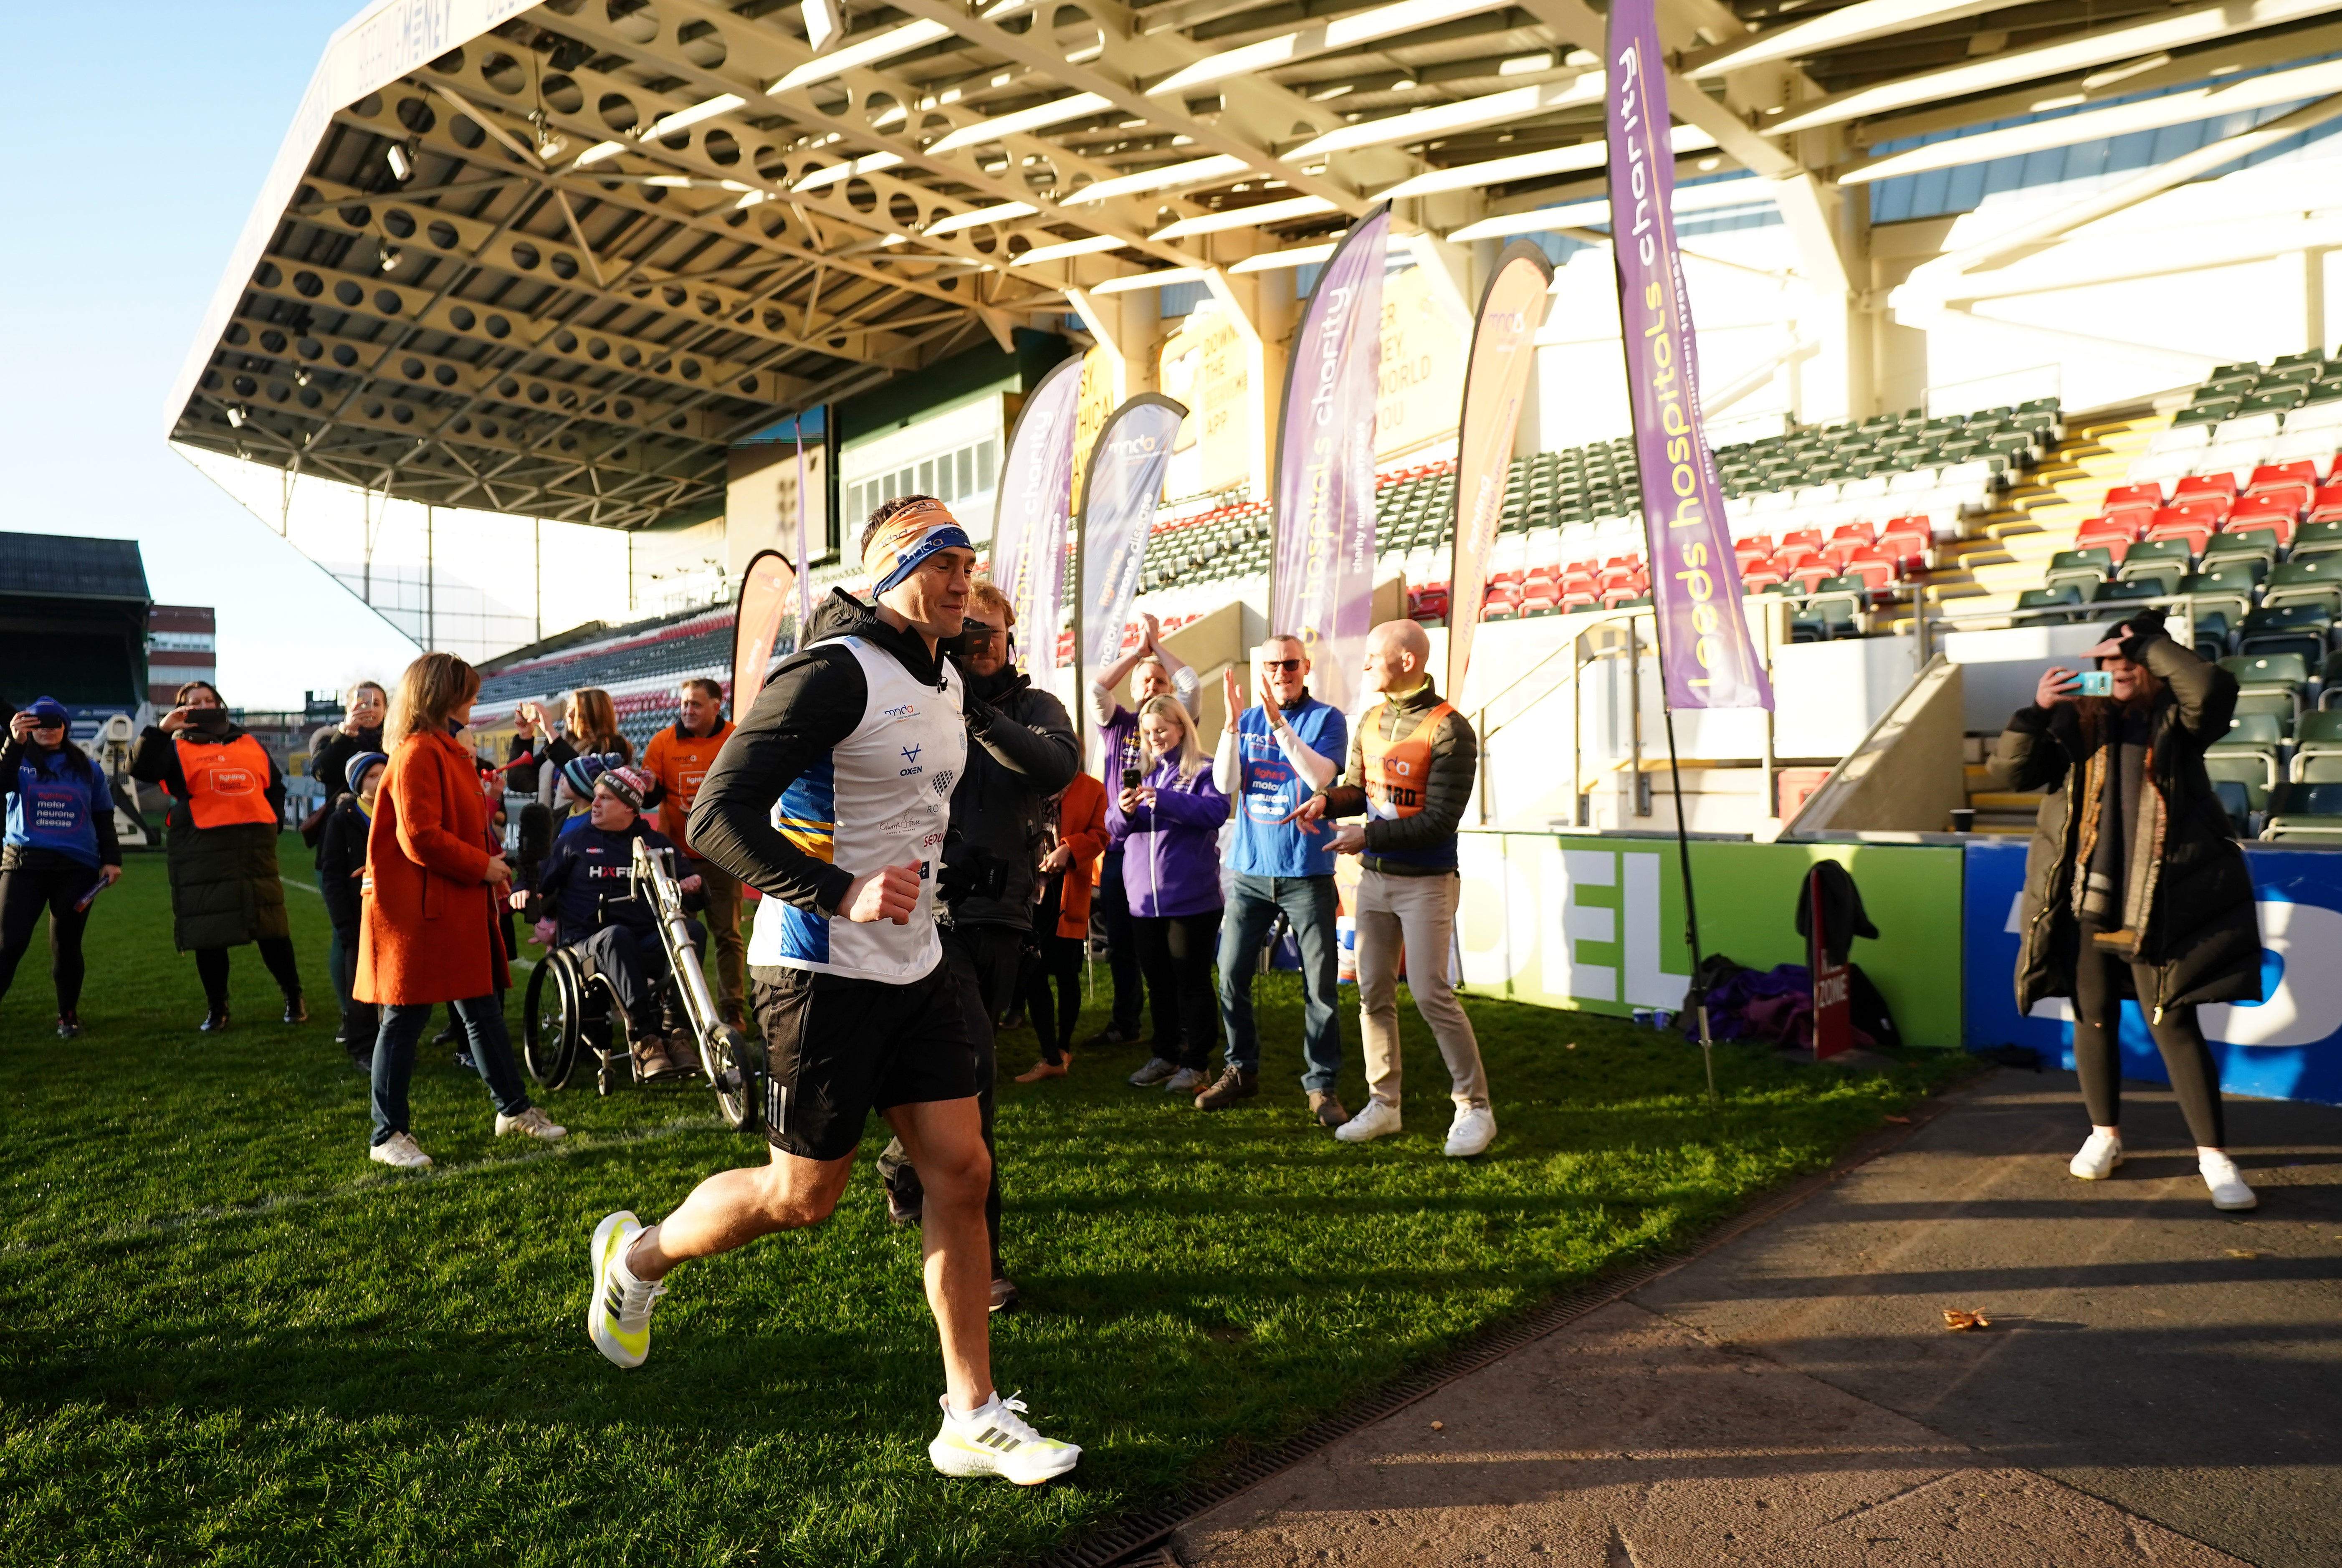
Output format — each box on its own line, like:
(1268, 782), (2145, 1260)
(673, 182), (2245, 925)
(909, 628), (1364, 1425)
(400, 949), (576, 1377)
(174, 734), (276, 828)
(1360, 701), (1452, 821)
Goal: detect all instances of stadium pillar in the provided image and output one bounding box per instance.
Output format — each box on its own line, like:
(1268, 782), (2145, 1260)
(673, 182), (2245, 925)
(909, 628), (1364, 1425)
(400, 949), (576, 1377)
(1773, 173), (1872, 422)
(1067, 284), (1159, 405)
(2306, 248), (2328, 355)
(1201, 243), (1291, 509)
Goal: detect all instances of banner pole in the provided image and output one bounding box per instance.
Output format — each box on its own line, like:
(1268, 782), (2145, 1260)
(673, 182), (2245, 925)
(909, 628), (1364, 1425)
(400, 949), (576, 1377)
(1644, 608), (1717, 1107)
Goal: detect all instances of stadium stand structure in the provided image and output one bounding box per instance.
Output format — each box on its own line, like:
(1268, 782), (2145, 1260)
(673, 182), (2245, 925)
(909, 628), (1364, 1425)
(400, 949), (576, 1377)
(474, 604), (734, 750)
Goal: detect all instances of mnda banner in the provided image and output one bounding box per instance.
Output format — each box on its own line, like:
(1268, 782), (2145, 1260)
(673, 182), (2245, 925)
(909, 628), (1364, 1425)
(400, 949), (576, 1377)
(1448, 239), (1555, 701)
(990, 354), (1084, 680)
(1075, 394), (1188, 709)
(730, 549), (799, 714)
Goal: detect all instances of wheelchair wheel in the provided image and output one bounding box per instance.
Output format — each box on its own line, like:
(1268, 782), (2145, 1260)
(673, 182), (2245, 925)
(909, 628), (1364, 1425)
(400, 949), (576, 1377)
(521, 956), (579, 1089)
(699, 1024), (762, 1134)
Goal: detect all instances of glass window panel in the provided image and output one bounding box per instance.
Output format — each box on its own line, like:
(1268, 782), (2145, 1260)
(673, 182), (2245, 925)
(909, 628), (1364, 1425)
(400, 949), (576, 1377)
(976, 440), (996, 493)
(956, 447), (975, 497)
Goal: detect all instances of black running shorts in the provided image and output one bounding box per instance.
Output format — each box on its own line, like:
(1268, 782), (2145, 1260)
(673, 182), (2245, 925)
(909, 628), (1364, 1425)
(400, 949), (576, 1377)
(753, 959), (979, 1161)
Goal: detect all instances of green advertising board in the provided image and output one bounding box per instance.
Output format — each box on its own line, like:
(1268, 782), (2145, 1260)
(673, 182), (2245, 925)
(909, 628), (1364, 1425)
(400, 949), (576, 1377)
(1453, 833), (1965, 1048)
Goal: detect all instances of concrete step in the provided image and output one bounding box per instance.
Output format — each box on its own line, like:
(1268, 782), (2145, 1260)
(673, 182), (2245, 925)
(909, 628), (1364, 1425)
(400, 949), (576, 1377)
(1970, 790), (2049, 811)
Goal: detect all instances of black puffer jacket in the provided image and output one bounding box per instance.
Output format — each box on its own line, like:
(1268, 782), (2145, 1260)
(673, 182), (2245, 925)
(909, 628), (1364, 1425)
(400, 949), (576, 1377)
(943, 663), (1078, 930)
(129, 721), (291, 952)
(1987, 632), (2261, 1019)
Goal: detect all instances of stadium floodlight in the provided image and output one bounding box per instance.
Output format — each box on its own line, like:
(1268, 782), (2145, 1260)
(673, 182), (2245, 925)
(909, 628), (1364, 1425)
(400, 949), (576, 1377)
(928, 93), (1118, 153)
(1840, 55), (2342, 183)
(1375, 126), (1716, 201)
(575, 140), (628, 168)
(1150, 196), (1339, 240)
(793, 152), (907, 191)
(1091, 266), (1214, 294)
(770, 19), (954, 92)
(1061, 154), (1252, 205)
(1146, 0), (1513, 98)
(802, 0), (842, 53)
(385, 144), (412, 182)
(1768, 0), (2342, 137)
(645, 94), (748, 140)
(1009, 234), (1128, 265)
(926, 201), (1039, 235)
(1684, 0), (2012, 77)
(1286, 75), (1605, 160)
(1445, 177), (1777, 242)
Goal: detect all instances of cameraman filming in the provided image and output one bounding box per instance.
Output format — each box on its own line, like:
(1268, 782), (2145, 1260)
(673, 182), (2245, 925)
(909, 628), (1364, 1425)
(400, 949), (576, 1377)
(877, 576), (1077, 1313)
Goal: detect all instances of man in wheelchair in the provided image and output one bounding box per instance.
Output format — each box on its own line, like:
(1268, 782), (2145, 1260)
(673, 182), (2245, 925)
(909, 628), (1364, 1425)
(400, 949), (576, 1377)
(520, 764), (707, 1082)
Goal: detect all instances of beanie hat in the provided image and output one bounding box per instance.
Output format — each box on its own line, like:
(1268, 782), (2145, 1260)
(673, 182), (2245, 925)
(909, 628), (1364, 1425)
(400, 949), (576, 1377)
(25, 696), (68, 726)
(559, 752), (611, 800)
(345, 750), (389, 788)
(596, 764), (652, 811)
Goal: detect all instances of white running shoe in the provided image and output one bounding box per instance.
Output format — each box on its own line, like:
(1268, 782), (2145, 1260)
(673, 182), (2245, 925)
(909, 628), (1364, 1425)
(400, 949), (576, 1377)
(2200, 1151), (2258, 1211)
(369, 1132), (432, 1170)
(928, 1391), (1081, 1485)
(1445, 1103), (1497, 1158)
(1334, 1097), (1403, 1143)
(496, 1106), (568, 1141)
(2069, 1129), (2123, 1181)
(1163, 1067), (1206, 1093)
(587, 1211), (667, 1368)
(1127, 1056), (1179, 1087)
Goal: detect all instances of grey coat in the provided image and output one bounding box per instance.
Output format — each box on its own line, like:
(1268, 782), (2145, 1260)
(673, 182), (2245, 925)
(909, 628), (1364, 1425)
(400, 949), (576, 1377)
(1987, 634), (2261, 1021)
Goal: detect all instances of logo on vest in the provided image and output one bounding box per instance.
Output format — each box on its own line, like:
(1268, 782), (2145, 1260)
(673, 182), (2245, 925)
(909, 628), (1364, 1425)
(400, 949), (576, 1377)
(211, 767), (259, 794)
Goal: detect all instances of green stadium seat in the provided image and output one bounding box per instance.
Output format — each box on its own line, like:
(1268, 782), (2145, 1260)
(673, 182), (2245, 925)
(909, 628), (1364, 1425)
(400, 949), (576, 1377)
(2239, 603), (2332, 661)
(2263, 557), (2342, 612)
(2044, 550), (2110, 596)
(2233, 690), (2299, 731)
(2293, 518), (2342, 560)
(2117, 537), (2193, 594)
(2207, 711), (2286, 792)
(2017, 585), (2084, 622)
(2261, 779), (2342, 839)
(2093, 578), (2162, 604)
(2222, 651), (2309, 688)
(2289, 708), (2342, 780)
(2212, 778), (2259, 836)
(2202, 533), (2277, 577)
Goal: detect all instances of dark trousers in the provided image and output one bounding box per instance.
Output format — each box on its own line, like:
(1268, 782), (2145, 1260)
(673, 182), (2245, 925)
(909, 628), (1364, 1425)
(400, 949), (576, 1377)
(574, 923), (700, 1033)
(0, 862), (99, 1015)
(1132, 908), (1223, 1070)
(1216, 873), (1344, 1090)
(878, 923), (1015, 1275)
(1023, 931), (1085, 1065)
(331, 922), (377, 1047)
(194, 936), (303, 1011)
(1098, 850), (1162, 1040)
(369, 993), (531, 1146)
(2073, 920), (2227, 1147)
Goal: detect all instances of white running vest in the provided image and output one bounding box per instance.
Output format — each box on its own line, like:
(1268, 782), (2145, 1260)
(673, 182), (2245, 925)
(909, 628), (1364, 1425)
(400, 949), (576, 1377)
(745, 635), (968, 982)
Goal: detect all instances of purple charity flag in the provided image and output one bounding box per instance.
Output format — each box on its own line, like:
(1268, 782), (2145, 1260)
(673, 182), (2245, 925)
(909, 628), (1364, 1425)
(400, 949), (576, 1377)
(1272, 206), (1388, 716)
(1605, 0), (1773, 711)
(1076, 393), (1189, 694)
(990, 354), (1084, 680)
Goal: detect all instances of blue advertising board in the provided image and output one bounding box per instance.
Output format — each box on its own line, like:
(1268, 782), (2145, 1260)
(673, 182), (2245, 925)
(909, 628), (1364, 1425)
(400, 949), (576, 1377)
(1965, 838), (2342, 1105)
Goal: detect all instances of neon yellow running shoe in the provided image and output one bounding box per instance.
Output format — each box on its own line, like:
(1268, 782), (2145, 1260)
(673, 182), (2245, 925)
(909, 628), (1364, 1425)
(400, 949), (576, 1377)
(586, 1210), (665, 1369)
(928, 1392), (1081, 1485)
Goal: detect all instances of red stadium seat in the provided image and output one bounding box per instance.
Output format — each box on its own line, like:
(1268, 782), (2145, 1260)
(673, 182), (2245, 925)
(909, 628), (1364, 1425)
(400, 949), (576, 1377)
(1779, 527), (1824, 555)
(2225, 501), (2296, 546)
(2144, 508), (2213, 554)
(1558, 584), (1599, 613)
(2245, 462), (2318, 515)
(2103, 482), (2163, 513)
(2309, 484), (2342, 525)
(1786, 558), (1836, 593)
(1741, 558), (1784, 592)
(1837, 551), (1894, 592)
(2075, 515), (2138, 562)
(1733, 535), (1773, 567)
(2174, 473), (2239, 502)
(1878, 518), (1930, 566)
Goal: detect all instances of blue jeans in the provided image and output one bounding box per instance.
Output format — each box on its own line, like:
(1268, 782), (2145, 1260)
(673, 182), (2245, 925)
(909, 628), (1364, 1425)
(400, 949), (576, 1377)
(370, 993), (532, 1146)
(1215, 873), (1343, 1091)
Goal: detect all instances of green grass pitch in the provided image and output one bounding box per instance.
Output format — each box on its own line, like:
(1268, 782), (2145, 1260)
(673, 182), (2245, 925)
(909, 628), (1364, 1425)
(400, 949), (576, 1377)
(0, 835), (1966, 1565)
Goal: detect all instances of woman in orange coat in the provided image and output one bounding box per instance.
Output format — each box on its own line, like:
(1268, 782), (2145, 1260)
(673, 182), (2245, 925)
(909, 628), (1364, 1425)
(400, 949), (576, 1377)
(359, 652), (564, 1169)
(1014, 770), (1110, 1082)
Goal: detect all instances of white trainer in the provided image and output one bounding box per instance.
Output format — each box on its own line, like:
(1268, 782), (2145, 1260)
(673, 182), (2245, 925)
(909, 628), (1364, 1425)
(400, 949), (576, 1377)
(2200, 1151), (2258, 1211)
(368, 1132), (432, 1170)
(2069, 1129), (2122, 1180)
(1163, 1067), (1206, 1093)
(1445, 1103), (1497, 1158)
(1127, 1056), (1179, 1087)
(929, 1391), (1081, 1485)
(497, 1106), (568, 1141)
(1334, 1097), (1403, 1143)
(587, 1211), (667, 1368)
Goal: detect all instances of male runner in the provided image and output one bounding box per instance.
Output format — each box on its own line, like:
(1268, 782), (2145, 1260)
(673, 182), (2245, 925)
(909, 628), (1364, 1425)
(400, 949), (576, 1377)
(584, 495), (1079, 1486)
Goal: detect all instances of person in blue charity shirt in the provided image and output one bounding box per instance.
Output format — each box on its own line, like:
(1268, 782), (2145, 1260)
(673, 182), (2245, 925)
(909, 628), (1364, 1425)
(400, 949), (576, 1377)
(1, 698), (125, 1038)
(1190, 635), (1351, 1124)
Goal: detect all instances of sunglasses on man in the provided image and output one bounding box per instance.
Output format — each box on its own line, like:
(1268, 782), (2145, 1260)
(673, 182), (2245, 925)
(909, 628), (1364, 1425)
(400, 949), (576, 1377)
(1259, 658), (1302, 673)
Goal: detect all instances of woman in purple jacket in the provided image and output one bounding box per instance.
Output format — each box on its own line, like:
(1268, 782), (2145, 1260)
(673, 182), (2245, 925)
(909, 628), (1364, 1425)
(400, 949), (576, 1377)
(1120, 694), (1229, 1093)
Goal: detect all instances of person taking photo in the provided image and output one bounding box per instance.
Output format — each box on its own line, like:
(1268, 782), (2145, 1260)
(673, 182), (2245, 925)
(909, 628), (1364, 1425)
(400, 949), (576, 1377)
(1988, 609), (2261, 1210)
(1, 698), (123, 1037)
(641, 678), (744, 1029)
(594, 494), (1081, 1487)
(129, 680), (306, 1032)
(1118, 694), (1229, 1095)
(1085, 614), (1198, 1053)
(357, 652), (565, 1169)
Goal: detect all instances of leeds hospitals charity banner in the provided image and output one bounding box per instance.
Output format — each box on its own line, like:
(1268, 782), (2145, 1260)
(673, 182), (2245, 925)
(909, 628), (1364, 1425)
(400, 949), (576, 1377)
(1272, 206), (1388, 716)
(1605, 0), (1771, 710)
(989, 353), (1083, 681)
(1448, 240), (1555, 701)
(1076, 393), (1189, 706)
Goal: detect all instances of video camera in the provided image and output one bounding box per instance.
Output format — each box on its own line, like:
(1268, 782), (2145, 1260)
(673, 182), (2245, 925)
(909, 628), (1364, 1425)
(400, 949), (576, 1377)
(935, 831), (1010, 906)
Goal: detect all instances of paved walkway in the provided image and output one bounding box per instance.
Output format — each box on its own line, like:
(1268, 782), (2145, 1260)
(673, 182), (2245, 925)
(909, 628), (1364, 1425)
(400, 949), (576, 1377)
(1174, 1070), (2342, 1568)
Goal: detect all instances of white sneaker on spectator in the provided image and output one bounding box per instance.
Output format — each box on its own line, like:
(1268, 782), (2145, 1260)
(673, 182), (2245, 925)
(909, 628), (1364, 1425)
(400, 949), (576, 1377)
(1445, 1103), (1496, 1158)
(2200, 1151), (2257, 1211)
(369, 1132), (432, 1170)
(1334, 1098), (1402, 1143)
(1127, 1057), (1178, 1087)
(1163, 1067), (1206, 1093)
(497, 1106), (568, 1141)
(2069, 1129), (2122, 1180)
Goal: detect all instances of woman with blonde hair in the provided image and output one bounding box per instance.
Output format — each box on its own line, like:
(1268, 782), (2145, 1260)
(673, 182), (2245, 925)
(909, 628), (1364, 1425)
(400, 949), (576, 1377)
(358, 652), (563, 1168)
(1118, 693), (1228, 1094)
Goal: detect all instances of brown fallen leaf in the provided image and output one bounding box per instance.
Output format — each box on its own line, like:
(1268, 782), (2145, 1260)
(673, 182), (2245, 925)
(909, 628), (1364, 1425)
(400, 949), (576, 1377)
(2225, 1248), (2267, 1259)
(1429, 1421), (1445, 1431)
(1884, 1115), (1912, 1124)
(1942, 1308), (1991, 1331)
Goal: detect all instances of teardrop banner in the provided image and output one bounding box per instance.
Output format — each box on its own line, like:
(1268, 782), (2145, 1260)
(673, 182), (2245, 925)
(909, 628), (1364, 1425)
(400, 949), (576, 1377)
(730, 548), (799, 716)
(1272, 205), (1389, 716)
(1447, 239), (1557, 702)
(789, 412), (817, 634)
(1073, 392), (1189, 757)
(1606, 0), (1772, 712)
(989, 353), (1085, 681)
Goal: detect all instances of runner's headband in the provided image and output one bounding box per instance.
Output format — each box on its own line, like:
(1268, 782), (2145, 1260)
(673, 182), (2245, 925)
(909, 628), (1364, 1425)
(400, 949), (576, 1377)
(864, 500), (972, 595)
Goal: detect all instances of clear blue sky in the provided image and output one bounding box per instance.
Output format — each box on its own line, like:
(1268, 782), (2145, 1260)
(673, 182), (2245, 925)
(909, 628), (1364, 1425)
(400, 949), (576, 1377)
(0, 1), (426, 710)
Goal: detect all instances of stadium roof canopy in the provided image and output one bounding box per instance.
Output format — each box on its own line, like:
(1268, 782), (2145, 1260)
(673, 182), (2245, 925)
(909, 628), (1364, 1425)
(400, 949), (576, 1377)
(170, 0), (2342, 529)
